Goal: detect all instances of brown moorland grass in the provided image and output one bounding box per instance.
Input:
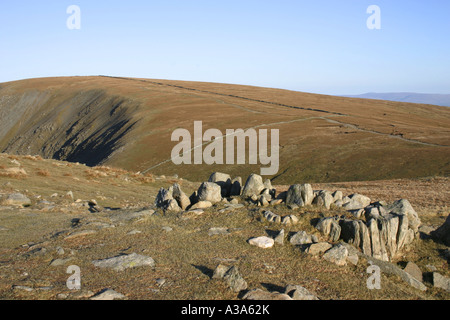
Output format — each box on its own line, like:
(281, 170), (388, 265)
(0, 76), (448, 184)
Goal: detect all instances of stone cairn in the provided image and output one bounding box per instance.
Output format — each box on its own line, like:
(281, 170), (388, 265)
(155, 172), (421, 262)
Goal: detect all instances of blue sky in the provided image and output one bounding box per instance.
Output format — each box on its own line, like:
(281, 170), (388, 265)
(0, 0), (449, 95)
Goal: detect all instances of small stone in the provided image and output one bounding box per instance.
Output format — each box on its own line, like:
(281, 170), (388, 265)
(162, 226), (173, 232)
(243, 289), (292, 300)
(90, 289), (126, 300)
(92, 253), (155, 271)
(305, 242), (333, 256)
(248, 236), (274, 249)
(433, 273), (450, 292)
(403, 262), (423, 283)
(212, 264), (231, 279)
(274, 229), (285, 245)
(208, 227), (230, 236)
(190, 201), (212, 210)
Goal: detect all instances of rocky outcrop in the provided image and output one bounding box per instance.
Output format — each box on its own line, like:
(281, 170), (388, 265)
(316, 199), (420, 262)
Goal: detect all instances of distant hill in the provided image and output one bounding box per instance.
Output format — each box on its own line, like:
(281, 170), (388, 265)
(0, 76), (449, 183)
(342, 92), (450, 107)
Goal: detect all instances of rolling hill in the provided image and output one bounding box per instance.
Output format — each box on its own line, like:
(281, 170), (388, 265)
(342, 92), (450, 107)
(0, 76), (449, 184)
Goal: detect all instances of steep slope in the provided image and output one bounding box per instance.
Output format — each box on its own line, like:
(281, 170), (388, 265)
(0, 76), (449, 184)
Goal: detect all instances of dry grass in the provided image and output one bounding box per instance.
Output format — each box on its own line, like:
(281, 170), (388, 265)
(36, 169), (50, 177)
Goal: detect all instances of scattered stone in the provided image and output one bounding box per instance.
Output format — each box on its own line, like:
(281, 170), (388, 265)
(433, 273), (450, 292)
(162, 226), (173, 232)
(274, 229), (285, 245)
(243, 288), (292, 300)
(223, 266), (248, 292)
(209, 172), (232, 197)
(323, 244), (348, 266)
(313, 190), (334, 210)
(190, 201), (212, 210)
(305, 242), (333, 256)
(386, 199), (421, 232)
(285, 184), (314, 207)
(172, 183), (191, 210)
(197, 182), (222, 204)
(64, 229), (97, 240)
(50, 257), (74, 267)
(368, 258), (427, 291)
(92, 253), (155, 271)
(12, 285), (33, 292)
(241, 174), (265, 198)
(289, 231), (313, 246)
(212, 264), (231, 279)
(284, 285), (319, 300)
(127, 230), (142, 235)
(248, 236), (275, 249)
(403, 262), (423, 283)
(90, 289), (126, 300)
(208, 227), (230, 236)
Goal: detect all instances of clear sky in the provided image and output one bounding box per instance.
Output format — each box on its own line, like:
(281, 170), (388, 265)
(0, 0), (449, 95)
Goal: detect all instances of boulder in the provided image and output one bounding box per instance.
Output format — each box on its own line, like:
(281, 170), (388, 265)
(323, 244), (348, 266)
(316, 217), (341, 242)
(289, 231), (313, 246)
(208, 172), (232, 197)
(172, 183), (191, 210)
(313, 190), (334, 210)
(385, 199), (421, 232)
(92, 253), (155, 271)
(342, 194), (371, 210)
(241, 174), (265, 198)
(197, 182), (222, 204)
(285, 184), (314, 207)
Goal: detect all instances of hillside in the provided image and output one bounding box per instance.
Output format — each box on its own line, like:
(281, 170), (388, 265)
(0, 153), (448, 300)
(0, 76), (449, 184)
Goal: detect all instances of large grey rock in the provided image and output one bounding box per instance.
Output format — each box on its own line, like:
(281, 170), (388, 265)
(403, 262), (423, 283)
(339, 219), (372, 257)
(368, 258), (427, 291)
(223, 266), (248, 292)
(92, 253), (155, 271)
(289, 231), (313, 246)
(172, 183), (191, 210)
(305, 242), (333, 256)
(285, 184), (314, 207)
(154, 187), (173, 209)
(313, 190), (334, 210)
(316, 217), (341, 242)
(323, 244), (348, 266)
(241, 174), (265, 198)
(433, 273), (450, 292)
(209, 172), (232, 197)
(385, 199), (421, 232)
(342, 194), (371, 210)
(197, 182), (222, 204)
